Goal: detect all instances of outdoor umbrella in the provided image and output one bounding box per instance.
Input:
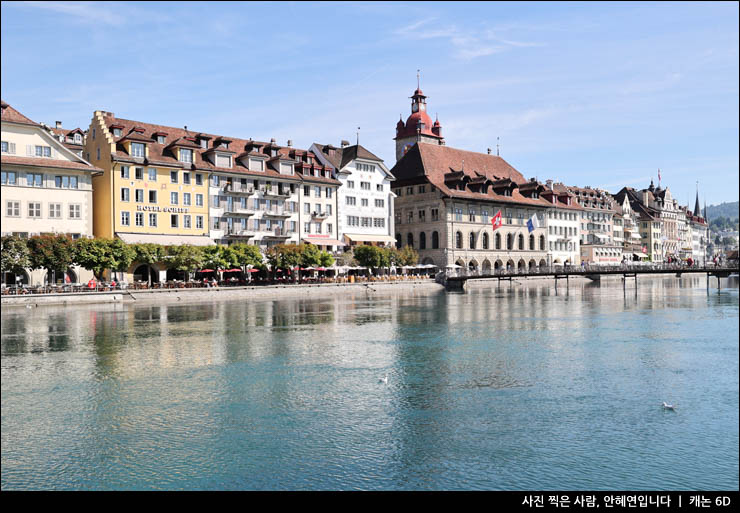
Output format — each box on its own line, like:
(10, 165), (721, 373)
(199, 269), (215, 272)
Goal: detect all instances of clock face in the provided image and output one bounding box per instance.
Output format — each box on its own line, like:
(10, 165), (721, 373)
(411, 103), (419, 113)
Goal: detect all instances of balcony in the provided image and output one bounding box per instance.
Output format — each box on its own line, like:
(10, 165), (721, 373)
(262, 187), (291, 198)
(311, 211), (329, 219)
(264, 227), (293, 238)
(225, 228), (255, 238)
(223, 183), (254, 195)
(223, 204), (255, 216)
(263, 208), (292, 218)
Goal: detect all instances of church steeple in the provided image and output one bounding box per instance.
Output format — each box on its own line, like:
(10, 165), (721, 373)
(693, 182), (701, 217)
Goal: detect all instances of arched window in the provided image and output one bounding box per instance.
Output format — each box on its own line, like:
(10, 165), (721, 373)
(419, 232), (426, 250)
(539, 235), (545, 250)
(482, 232), (489, 249)
(507, 233), (513, 250)
(395, 233), (401, 249)
(407, 233), (414, 248)
(432, 231), (439, 249)
(529, 234), (535, 250)
(518, 234), (524, 250)
(469, 232), (476, 249)
(496, 232), (501, 249)
(456, 231), (463, 249)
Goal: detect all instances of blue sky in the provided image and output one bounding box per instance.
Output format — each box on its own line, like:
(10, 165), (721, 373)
(2, 1), (738, 205)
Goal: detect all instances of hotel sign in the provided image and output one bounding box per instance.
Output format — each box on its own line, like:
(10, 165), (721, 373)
(136, 205), (190, 213)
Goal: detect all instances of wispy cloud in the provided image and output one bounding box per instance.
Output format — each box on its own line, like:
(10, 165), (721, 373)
(21, 1), (124, 26)
(394, 18), (545, 61)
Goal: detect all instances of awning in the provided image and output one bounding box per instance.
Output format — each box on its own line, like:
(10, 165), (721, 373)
(344, 234), (396, 243)
(633, 252), (648, 258)
(301, 238), (345, 246)
(116, 232), (215, 246)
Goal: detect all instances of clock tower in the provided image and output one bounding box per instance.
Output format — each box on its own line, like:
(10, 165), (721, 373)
(394, 84), (445, 162)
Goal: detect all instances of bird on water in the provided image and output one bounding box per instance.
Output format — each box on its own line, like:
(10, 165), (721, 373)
(662, 402), (677, 410)
(379, 374), (388, 385)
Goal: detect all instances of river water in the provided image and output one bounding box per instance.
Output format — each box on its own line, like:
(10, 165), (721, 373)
(1, 276), (738, 490)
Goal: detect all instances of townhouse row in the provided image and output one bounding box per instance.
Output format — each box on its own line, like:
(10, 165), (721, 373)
(1, 83), (710, 285)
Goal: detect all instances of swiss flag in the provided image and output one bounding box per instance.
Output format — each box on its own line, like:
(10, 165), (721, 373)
(491, 210), (502, 231)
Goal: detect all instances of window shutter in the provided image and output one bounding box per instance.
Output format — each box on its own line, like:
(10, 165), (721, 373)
(9, 142), (16, 154)
(27, 145), (33, 156)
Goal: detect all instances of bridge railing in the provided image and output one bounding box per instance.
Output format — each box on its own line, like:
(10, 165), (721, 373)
(444, 262), (737, 279)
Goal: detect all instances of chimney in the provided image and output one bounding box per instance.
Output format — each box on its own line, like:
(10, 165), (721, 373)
(340, 140), (350, 148)
(546, 179), (553, 190)
(487, 148), (491, 154)
(287, 140), (292, 147)
(55, 121), (62, 129)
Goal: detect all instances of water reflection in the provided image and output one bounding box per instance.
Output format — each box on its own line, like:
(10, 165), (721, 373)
(1, 278), (737, 490)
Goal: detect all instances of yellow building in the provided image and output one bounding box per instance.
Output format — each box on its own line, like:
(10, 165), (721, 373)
(86, 111), (212, 247)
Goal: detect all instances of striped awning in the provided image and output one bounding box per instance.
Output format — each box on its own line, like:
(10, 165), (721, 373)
(301, 238), (345, 246)
(344, 234), (396, 243)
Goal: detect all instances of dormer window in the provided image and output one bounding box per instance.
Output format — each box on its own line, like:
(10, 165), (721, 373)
(216, 154), (232, 168)
(279, 162), (294, 175)
(249, 158), (264, 172)
(113, 128), (122, 137)
(157, 135), (166, 144)
(201, 139), (208, 149)
(74, 133), (82, 144)
(131, 142), (145, 157)
(271, 149), (278, 157)
(179, 148), (193, 163)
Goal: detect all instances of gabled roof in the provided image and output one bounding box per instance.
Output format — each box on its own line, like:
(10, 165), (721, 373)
(313, 143), (384, 170)
(100, 113), (332, 182)
(390, 143), (553, 207)
(0, 100), (40, 127)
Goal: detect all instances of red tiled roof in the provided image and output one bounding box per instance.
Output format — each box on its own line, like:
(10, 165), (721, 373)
(1, 154), (102, 174)
(100, 113), (336, 183)
(390, 143), (555, 208)
(1, 100), (40, 126)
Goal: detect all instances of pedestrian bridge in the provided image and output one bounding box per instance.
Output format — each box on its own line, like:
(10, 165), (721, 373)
(439, 264), (739, 293)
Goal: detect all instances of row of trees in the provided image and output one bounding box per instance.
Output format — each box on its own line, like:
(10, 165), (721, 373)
(0, 235), (366, 285)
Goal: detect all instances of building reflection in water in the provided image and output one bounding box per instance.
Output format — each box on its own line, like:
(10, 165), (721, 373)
(1, 277), (737, 489)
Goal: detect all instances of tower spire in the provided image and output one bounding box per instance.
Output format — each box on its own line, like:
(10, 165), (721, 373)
(694, 181), (701, 217)
(417, 69), (420, 90)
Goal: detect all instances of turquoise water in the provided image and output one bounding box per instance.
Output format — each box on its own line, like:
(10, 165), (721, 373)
(1, 276), (738, 490)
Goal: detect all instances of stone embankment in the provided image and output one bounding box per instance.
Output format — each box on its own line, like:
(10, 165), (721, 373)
(1, 280), (444, 308)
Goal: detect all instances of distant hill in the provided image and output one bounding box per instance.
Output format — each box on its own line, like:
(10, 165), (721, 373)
(706, 201), (739, 221)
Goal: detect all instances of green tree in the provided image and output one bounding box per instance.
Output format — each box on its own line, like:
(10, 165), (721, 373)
(109, 239), (136, 280)
(397, 245), (419, 266)
(1, 235), (31, 276)
(300, 243), (322, 267)
(28, 234), (76, 284)
(167, 245), (204, 282)
(353, 245), (386, 275)
(265, 244), (302, 281)
(201, 245), (238, 271)
(231, 243), (264, 269)
(132, 243), (166, 287)
(318, 250), (335, 268)
(73, 238), (117, 280)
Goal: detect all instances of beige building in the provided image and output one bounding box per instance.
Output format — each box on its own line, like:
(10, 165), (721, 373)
(1, 100), (102, 285)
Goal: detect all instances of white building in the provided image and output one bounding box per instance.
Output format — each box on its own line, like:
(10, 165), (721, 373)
(1, 100), (102, 285)
(311, 142), (396, 248)
(543, 182), (582, 266)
